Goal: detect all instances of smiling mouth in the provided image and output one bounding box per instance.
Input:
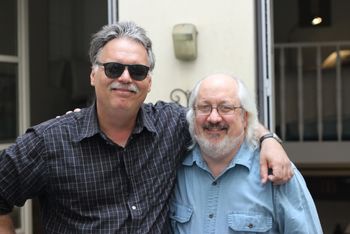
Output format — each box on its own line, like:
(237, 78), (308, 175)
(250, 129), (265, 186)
(111, 87), (136, 93)
(203, 124), (229, 132)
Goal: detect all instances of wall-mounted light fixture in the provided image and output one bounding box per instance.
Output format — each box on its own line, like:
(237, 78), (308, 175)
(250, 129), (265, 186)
(311, 16), (323, 26)
(172, 23), (198, 61)
(298, 0), (331, 27)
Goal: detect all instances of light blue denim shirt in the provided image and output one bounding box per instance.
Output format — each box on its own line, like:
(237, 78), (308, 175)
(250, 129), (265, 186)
(170, 141), (323, 234)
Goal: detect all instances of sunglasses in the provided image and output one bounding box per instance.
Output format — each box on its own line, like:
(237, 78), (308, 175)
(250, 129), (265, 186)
(96, 62), (150, 81)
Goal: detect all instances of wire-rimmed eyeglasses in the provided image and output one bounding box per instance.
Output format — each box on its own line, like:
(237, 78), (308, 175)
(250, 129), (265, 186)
(194, 104), (243, 116)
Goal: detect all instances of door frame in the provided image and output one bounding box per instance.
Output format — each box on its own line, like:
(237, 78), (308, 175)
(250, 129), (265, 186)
(256, 0), (276, 131)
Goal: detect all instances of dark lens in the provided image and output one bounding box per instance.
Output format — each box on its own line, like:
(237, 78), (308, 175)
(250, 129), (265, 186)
(104, 63), (125, 79)
(128, 64), (150, 81)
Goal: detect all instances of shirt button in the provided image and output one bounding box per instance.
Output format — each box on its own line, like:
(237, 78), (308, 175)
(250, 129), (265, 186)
(131, 205), (137, 210)
(212, 181), (217, 185)
(208, 213), (214, 218)
(248, 223), (254, 228)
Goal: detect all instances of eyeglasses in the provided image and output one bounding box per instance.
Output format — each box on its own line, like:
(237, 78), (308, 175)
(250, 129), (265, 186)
(96, 62), (150, 81)
(194, 104), (243, 116)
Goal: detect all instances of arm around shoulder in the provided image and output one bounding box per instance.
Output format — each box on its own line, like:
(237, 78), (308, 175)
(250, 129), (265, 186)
(274, 167), (323, 233)
(256, 123), (293, 184)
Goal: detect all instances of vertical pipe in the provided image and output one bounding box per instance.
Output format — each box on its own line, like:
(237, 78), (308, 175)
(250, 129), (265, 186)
(18, 0), (32, 233)
(108, 0), (118, 24)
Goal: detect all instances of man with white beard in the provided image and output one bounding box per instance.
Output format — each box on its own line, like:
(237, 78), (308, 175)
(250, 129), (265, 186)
(170, 73), (323, 234)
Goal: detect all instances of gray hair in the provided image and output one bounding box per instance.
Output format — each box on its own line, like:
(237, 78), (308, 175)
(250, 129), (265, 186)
(186, 74), (259, 149)
(89, 21), (155, 71)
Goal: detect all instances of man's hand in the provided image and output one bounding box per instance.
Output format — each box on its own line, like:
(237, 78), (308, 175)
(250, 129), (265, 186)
(260, 137), (293, 184)
(56, 108), (81, 118)
(0, 214), (16, 234)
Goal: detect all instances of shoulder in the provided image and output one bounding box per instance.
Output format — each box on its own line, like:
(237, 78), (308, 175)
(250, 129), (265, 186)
(142, 101), (187, 124)
(143, 101), (186, 115)
(21, 106), (94, 144)
(274, 163), (312, 198)
(142, 102), (191, 146)
(29, 108), (86, 134)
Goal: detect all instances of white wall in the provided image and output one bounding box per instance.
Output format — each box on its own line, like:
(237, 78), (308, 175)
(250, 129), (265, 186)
(119, 0), (257, 105)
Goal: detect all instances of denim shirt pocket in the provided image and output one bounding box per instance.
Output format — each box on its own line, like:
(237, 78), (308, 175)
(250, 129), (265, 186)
(169, 201), (193, 223)
(169, 201), (194, 233)
(227, 212), (272, 233)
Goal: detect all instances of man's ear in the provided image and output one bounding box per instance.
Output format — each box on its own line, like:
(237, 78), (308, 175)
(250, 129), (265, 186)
(243, 111), (249, 128)
(90, 70), (96, 86)
(147, 75), (152, 92)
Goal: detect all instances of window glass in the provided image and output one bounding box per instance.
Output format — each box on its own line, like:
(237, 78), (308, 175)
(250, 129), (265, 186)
(29, 0), (107, 125)
(0, 0), (17, 55)
(0, 63), (17, 142)
(28, 1), (108, 232)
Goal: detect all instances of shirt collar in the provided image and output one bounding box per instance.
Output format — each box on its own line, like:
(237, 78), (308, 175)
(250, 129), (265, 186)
(73, 103), (100, 142)
(75, 102), (157, 142)
(134, 104), (158, 134)
(182, 140), (255, 172)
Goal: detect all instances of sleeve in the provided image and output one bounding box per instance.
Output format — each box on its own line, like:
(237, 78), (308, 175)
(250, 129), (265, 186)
(0, 128), (48, 214)
(274, 164), (323, 233)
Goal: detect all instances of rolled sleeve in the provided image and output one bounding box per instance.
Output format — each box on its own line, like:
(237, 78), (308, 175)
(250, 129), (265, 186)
(0, 129), (47, 211)
(0, 194), (14, 215)
(274, 165), (323, 233)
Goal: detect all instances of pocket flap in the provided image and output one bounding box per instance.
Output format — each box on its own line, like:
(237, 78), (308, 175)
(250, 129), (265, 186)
(169, 202), (193, 223)
(228, 212), (272, 232)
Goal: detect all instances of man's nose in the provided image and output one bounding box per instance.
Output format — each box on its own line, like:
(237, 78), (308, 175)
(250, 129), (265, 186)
(206, 108), (222, 123)
(117, 68), (133, 83)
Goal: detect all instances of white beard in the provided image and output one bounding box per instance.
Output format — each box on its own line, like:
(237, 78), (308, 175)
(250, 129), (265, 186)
(195, 131), (244, 160)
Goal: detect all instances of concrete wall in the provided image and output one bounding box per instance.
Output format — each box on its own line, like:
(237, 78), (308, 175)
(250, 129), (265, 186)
(119, 0), (257, 105)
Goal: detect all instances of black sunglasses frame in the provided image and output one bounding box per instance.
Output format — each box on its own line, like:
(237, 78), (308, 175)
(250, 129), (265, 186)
(96, 62), (150, 81)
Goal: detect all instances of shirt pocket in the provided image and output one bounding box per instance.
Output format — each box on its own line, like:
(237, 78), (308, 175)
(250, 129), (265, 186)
(169, 201), (193, 223)
(169, 201), (193, 233)
(227, 212), (272, 233)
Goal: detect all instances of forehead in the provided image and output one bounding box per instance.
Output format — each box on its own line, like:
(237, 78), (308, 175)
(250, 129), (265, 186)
(99, 38), (148, 63)
(197, 76), (239, 103)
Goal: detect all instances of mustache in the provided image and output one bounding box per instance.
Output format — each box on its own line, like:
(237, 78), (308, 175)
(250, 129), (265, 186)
(109, 82), (139, 93)
(202, 123), (229, 131)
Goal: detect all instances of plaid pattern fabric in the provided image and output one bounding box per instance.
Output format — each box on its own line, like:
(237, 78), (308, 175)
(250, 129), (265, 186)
(0, 102), (191, 233)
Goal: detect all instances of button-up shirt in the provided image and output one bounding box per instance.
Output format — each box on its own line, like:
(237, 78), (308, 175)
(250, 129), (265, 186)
(0, 101), (191, 233)
(170, 142), (323, 234)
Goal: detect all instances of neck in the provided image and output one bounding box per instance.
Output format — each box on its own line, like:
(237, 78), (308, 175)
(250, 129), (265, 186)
(202, 148), (239, 177)
(200, 137), (244, 178)
(97, 106), (139, 147)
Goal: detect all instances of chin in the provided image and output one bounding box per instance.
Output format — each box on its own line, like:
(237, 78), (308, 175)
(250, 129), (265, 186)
(207, 135), (226, 144)
(109, 101), (130, 111)
(196, 134), (241, 157)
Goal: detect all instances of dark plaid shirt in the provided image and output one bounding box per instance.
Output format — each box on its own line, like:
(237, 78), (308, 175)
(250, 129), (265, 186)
(0, 101), (191, 233)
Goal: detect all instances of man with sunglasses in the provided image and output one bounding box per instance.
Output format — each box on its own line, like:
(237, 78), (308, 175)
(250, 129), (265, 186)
(170, 74), (322, 233)
(0, 21), (292, 233)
